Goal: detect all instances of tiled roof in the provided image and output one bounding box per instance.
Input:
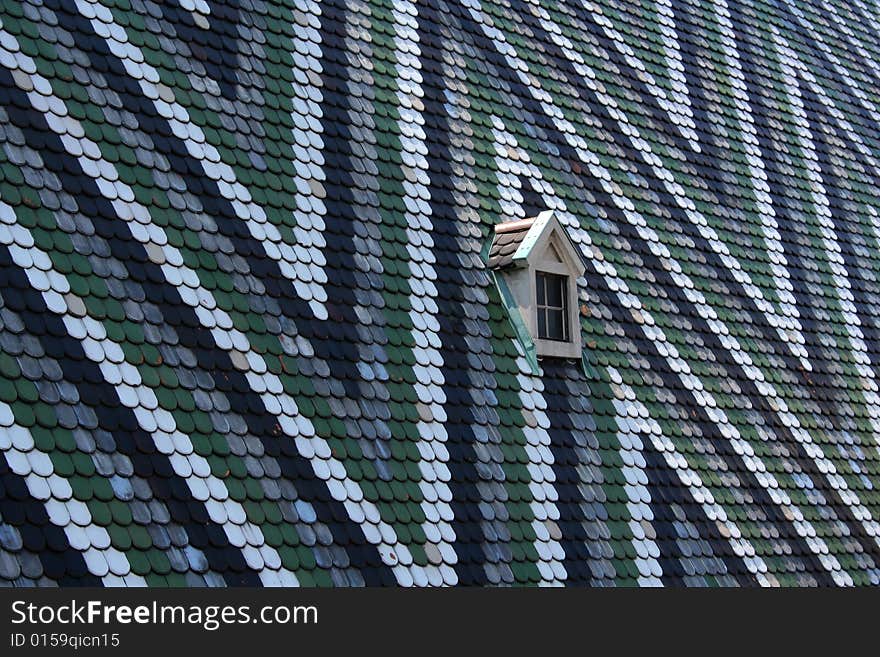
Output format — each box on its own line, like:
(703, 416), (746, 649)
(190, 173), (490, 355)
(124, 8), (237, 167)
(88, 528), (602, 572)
(1, 0), (880, 587)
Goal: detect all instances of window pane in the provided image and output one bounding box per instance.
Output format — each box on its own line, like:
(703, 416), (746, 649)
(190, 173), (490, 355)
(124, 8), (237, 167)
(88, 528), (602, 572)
(536, 273), (546, 305)
(537, 308), (547, 338)
(547, 309), (565, 341)
(547, 275), (564, 307)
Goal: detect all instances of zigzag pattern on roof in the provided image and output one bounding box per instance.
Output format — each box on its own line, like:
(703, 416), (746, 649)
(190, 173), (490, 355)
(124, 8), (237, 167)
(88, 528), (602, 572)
(1, 0), (880, 586)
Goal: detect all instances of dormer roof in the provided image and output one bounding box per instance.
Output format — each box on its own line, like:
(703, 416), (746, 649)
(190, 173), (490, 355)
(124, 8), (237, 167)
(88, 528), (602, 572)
(487, 210), (585, 276)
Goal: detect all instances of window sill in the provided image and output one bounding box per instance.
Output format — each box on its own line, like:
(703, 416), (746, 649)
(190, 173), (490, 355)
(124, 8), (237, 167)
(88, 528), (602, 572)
(535, 338), (582, 359)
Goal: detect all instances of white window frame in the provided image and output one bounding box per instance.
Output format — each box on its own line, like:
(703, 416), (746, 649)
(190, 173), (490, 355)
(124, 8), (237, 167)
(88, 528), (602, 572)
(535, 270), (570, 342)
(528, 234), (582, 358)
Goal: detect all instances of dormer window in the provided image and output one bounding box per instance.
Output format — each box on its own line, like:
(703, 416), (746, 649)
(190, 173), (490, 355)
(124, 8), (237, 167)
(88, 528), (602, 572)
(487, 210), (585, 359)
